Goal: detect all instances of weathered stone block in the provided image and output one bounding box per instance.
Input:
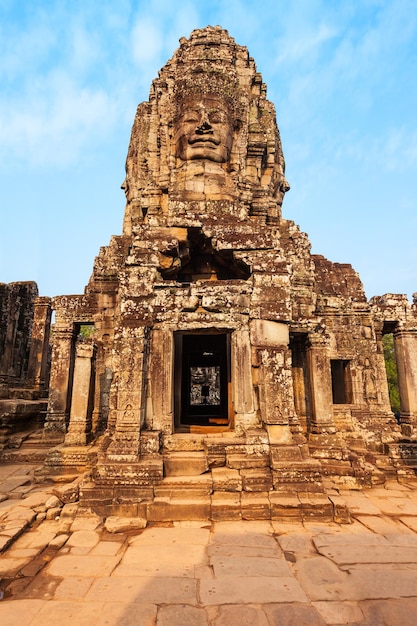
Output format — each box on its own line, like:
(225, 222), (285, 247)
(211, 492), (242, 521)
(211, 467), (242, 491)
(241, 492), (271, 520)
(241, 467), (273, 492)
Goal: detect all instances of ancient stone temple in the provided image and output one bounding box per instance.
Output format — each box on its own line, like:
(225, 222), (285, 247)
(0, 282), (51, 449)
(39, 26), (417, 521)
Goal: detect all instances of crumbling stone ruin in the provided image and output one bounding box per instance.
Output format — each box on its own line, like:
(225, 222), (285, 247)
(2, 27), (417, 521)
(0, 282), (51, 451)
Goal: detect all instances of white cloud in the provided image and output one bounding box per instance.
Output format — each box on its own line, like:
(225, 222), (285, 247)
(131, 16), (164, 65)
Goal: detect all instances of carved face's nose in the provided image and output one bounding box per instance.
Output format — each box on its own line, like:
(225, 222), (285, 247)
(196, 120), (213, 134)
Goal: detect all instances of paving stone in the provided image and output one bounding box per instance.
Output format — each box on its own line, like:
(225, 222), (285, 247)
(263, 603), (327, 625)
(199, 576), (308, 605)
(210, 555), (292, 577)
(128, 525), (210, 546)
(276, 532), (316, 554)
(400, 516), (417, 533)
(66, 530), (100, 547)
(312, 530), (389, 547)
(45, 554), (121, 577)
(0, 477), (31, 492)
(295, 556), (417, 601)
(360, 598), (417, 626)
(293, 555), (352, 601)
(114, 543), (207, 577)
(337, 493), (381, 515)
(355, 514), (415, 536)
(366, 496), (417, 516)
(102, 602), (157, 626)
(312, 600), (365, 624)
(90, 540), (124, 556)
(85, 576), (198, 605)
(53, 576), (95, 599)
(156, 605), (208, 626)
(0, 599), (45, 626)
(315, 542), (417, 565)
(205, 604), (269, 626)
(48, 534), (69, 549)
(20, 491), (51, 509)
(0, 556), (31, 576)
(30, 600), (103, 626)
(207, 542), (281, 558)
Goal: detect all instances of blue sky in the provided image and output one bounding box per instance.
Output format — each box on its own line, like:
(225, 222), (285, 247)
(1, 0), (416, 300)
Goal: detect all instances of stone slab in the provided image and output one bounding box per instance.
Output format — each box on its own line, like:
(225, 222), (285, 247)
(0, 599), (45, 626)
(29, 600), (104, 626)
(66, 530), (100, 548)
(312, 600), (365, 624)
(360, 598), (417, 626)
(157, 605), (208, 626)
(295, 555), (417, 601)
(85, 576), (198, 605)
(53, 576), (94, 600)
(128, 525), (210, 546)
(210, 554), (292, 577)
(263, 603), (327, 625)
(200, 575), (308, 605)
(45, 555), (121, 577)
(205, 605), (269, 626)
(114, 543), (207, 577)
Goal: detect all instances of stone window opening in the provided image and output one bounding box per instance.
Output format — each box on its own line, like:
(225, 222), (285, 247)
(331, 359), (352, 404)
(160, 227), (251, 282)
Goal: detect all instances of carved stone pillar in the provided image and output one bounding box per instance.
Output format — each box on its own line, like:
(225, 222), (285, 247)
(306, 333), (336, 434)
(64, 342), (95, 446)
(250, 320), (301, 436)
(231, 329), (257, 432)
(43, 325), (76, 442)
(106, 326), (149, 461)
(148, 329), (173, 434)
(373, 325), (392, 411)
(394, 328), (417, 437)
(27, 297), (52, 392)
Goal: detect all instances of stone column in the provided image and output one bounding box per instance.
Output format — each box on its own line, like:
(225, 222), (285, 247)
(231, 329), (257, 432)
(373, 325), (392, 411)
(306, 333), (336, 434)
(64, 342), (95, 446)
(27, 297), (52, 392)
(250, 320), (302, 440)
(148, 329), (173, 434)
(394, 328), (417, 437)
(106, 326), (149, 461)
(43, 325), (76, 442)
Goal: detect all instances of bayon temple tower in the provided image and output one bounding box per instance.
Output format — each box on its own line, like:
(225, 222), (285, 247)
(7, 26), (417, 521)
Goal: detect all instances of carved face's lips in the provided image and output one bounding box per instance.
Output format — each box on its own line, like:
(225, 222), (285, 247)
(188, 137), (221, 147)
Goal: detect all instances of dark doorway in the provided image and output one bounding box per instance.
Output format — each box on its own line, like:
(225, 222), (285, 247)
(331, 359), (352, 404)
(175, 333), (230, 428)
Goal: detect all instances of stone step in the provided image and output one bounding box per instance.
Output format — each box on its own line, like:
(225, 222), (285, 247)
(154, 474), (213, 497)
(163, 451), (209, 477)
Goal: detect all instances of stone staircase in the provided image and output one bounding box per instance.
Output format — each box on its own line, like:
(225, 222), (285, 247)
(79, 431), (351, 523)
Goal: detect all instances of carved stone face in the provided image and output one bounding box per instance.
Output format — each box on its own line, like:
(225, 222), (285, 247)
(174, 95), (234, 163)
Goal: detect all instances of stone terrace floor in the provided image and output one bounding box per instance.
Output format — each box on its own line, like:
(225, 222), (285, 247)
(1, 464), (417, 625)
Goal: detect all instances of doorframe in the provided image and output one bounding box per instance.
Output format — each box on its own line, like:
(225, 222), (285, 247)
(174, 330), (232, 432)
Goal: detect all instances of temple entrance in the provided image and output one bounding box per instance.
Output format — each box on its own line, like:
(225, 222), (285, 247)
(174, 333), (230, 429)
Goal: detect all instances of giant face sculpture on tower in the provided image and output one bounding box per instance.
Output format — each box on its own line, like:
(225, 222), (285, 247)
(174, 95), (234, 163)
